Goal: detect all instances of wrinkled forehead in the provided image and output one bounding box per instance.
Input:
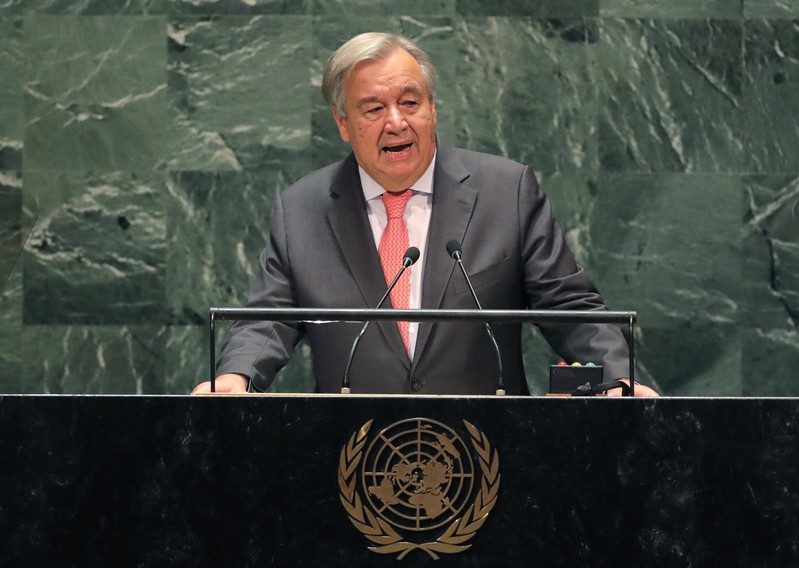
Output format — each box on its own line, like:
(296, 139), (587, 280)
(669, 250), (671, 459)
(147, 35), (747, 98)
(343, 49), (430, 100)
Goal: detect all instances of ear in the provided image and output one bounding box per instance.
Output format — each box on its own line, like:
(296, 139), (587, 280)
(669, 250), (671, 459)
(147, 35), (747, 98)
(332, 108), (351, 144)
(430, 98), (437, 128)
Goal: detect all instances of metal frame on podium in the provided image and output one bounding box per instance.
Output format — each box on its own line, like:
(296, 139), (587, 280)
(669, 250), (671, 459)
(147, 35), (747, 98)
(209, 308), (637, 395)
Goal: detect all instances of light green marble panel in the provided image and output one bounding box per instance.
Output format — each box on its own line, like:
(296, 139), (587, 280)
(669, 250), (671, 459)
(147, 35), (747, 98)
(744, 0), (799, 17)
(24, 16), (168, 172)
(0, 0), (163, 15)
(18, 324), (167, 393)
(0, 18), (23, 169)
(589, 173), (741, 328)
(600, 0), (743, 19)
(23, 170), (167, 324)
(596, 19), (744, 173)
(166, 15), (312, 171)
(456, 0), (598, 17)
(743, 20), (799, 173)
(449, 18), (597, 177)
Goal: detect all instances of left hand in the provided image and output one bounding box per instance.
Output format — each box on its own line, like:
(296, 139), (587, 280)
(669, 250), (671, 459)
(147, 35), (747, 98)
(606, 378), (660, 397)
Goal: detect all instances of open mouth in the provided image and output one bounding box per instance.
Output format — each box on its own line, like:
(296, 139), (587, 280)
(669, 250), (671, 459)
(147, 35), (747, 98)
(382, 142), (413, 154)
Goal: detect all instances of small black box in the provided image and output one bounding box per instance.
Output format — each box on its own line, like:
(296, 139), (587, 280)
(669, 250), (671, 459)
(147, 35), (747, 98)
(549, 365), (604, 395)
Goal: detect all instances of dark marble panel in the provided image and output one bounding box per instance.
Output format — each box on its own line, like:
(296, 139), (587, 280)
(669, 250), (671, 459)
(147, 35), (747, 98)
(2, 396), (799, 566)
(165, 323), (317, 394)
(742, 327), (799, 395)
(167, 0), (310, 16)
(449, 18), (597, 178)
(16, 326), (167, 393)
(23, 16), (168, 172)
(165, 324), (208, 393)
(742, 175), (799, 329)
(0, 178), (29, 393)
(743, 20), (799, 173)
(0, 0), (313, 15)
(596, 19), (744, 173)
(589, 173), (741, 328)
(635, 324), (741, 395)
(745, 0), (799, 17)
(0, 18), (23, 170)
(456, 0), (598, 17)
(0, 185), (22, 287)
(165, 15), (312, 172)
(167, 323), (314, 393)
(23, 170), (167, 324)
(521, 324), (562, 393)
(0, 205), (22, 394)
(165, 166), (307, 324)
(314, 0), (455, 16)
(0, 270), (22, 392)
(600, 0), (743, 19)
(536, 172), (601, 274)
(270, 337), (316, 391)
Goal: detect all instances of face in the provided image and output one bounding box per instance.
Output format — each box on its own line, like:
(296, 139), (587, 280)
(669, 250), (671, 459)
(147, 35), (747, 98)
(332, 48), (437, 193)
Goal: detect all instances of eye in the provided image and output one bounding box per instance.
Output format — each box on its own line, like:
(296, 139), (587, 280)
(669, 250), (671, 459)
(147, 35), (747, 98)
(365, 106), (383, 115)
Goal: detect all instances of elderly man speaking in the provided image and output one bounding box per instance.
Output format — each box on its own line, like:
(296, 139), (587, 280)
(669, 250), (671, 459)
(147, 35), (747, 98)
(192, 32), (657, 397)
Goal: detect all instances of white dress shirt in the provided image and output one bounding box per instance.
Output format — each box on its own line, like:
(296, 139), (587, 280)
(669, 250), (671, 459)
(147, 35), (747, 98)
(358, 154), (436, 359)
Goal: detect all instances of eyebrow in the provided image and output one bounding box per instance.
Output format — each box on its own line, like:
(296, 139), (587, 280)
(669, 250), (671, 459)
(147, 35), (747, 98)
(354, 85), (425, 109)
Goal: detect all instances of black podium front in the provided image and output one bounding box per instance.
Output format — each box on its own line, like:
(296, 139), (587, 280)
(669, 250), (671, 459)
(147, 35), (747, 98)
(1, 395), (797, 567)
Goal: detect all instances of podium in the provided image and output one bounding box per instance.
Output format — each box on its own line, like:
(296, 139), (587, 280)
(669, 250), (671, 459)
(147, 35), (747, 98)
(1, 394), (798, 567)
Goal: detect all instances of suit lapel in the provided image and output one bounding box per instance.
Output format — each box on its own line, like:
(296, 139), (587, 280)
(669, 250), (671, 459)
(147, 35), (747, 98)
(325, 153), (410, 366)
(414, 145), (477, 363)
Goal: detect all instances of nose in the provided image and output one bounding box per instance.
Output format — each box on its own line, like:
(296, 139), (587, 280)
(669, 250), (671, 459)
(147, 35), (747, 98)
(384, 105), (408, 134)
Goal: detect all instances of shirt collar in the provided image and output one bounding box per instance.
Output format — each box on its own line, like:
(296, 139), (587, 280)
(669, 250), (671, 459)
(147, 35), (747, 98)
(359, 150), (437, 201)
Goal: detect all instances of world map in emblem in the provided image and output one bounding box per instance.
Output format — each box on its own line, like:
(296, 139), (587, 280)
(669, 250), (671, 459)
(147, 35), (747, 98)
(361, 418), (475, 531)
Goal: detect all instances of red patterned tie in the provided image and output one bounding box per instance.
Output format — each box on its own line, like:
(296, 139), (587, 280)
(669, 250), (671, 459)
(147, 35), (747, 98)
(379, 190), (413, 352)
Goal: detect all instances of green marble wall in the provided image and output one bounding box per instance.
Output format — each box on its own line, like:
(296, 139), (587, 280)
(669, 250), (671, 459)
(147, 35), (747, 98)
(1, 0), (798, 395)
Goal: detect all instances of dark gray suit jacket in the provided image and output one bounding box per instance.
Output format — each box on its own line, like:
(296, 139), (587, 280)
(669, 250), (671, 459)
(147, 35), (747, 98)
(216, 143), (630, 394)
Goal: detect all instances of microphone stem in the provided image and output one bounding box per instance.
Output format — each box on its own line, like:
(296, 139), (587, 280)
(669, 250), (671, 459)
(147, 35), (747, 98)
(341, 258), (412, 393)
(454, 257), (505, 394)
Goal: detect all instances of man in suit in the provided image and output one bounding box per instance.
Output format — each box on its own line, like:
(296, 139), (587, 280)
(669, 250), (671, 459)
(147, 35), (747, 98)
(192, 32), (657, 396)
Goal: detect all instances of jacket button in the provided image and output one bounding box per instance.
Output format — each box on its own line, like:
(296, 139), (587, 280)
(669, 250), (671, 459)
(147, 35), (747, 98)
(411, 380), (422, 392)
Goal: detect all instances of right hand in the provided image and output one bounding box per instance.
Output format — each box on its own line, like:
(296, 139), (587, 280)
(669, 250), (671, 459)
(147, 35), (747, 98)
(191, 373), (249, 394)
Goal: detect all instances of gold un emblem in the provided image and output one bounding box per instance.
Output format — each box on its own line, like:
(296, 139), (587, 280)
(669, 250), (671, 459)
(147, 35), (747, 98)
(338, 418), (500, 559)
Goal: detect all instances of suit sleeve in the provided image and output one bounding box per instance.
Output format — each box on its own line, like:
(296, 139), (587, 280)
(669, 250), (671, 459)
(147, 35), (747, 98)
(517, 166), (633, 379)
(215, 192), (305, 391)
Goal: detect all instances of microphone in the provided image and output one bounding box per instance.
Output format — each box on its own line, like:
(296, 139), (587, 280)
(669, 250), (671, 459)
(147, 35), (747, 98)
(446, 240), (505, 396)
(341, 246), (420, 394)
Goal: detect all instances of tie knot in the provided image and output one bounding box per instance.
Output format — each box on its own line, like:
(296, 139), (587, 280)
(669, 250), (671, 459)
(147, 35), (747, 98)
(381, 190), (412, 220)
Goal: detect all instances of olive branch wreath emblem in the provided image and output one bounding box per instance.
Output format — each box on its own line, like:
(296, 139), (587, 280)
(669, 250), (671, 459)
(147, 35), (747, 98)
(337, 419), (501, 560)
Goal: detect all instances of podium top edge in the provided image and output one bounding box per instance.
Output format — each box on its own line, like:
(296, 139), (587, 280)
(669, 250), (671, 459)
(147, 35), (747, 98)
(208, 308), (637, 324)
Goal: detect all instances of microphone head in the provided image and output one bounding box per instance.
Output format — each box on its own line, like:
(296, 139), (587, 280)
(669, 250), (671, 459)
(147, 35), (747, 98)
(403, 246), (421, 265)
(445, 239), (462, 260)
